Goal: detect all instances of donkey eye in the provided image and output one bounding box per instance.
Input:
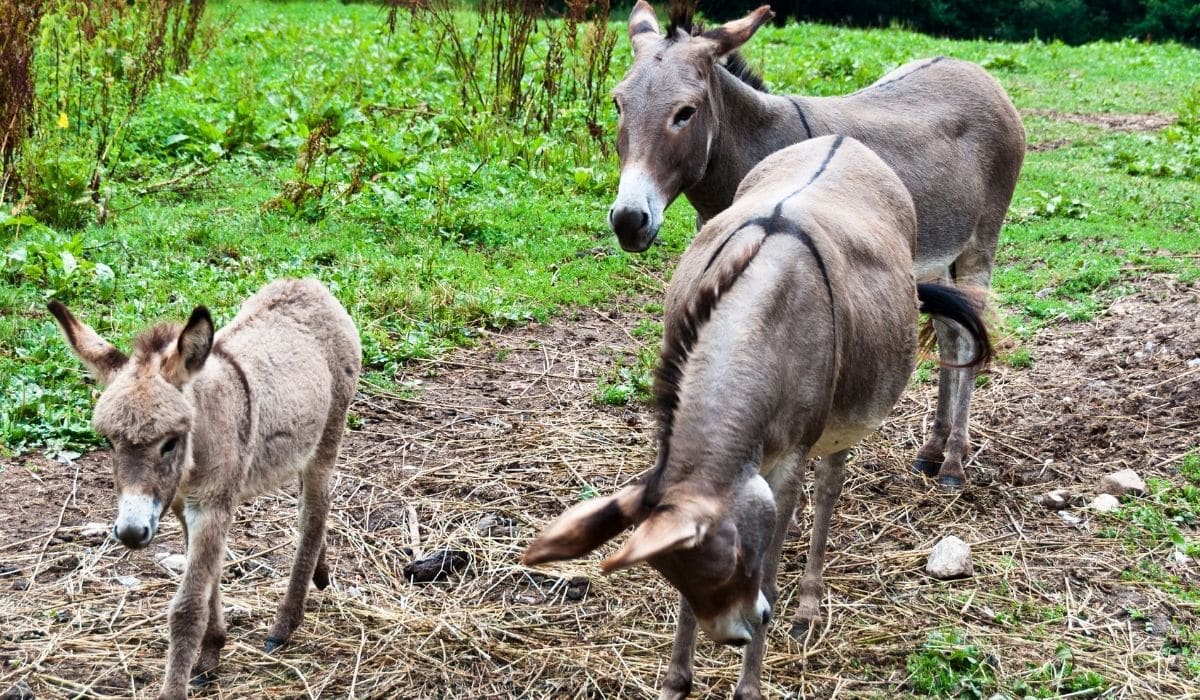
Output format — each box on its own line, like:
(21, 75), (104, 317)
(673, 106), (696, 126)
(160, 438), (178, 457)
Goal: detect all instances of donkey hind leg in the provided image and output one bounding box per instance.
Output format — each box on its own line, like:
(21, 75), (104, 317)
(159, 508), (230, 700)
(190, 577), (227, 686)
(264, 444), (336, 653)
(734, 452), (805, 700)
(790, 449), (848, 640)
(659, 596), (698, 700)
(913, 316), (962, 479)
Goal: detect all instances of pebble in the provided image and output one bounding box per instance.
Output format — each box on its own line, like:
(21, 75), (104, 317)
(156, 553), (187, 573)
(1090, 493), (1120, 513)
(116, 575), (141, 588)
(81, 522), (110, 539)
(1099, 469), (1147, 497)
(926, 536), (974, 580)
(1039, 489), (1072, 510)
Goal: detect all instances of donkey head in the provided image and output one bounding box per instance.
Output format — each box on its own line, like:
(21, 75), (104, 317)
(524, 470), (777, 646)
(609, 1), (774, 252)
(48, 302), (214, 549)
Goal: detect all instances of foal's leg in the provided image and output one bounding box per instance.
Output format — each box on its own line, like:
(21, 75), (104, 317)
(914, 317), (962, 480)
(735, 452), (804, 700)
(159, 505), (231, 700)
(790, 450), (848, 638)
(659, 596), (698, 700)
(190, 576), (227, 685)
(264, 444), (336, 652)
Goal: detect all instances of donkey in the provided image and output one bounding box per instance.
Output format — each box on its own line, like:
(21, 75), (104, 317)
(48, 278), (361, 700)
(608, 1), (1023, 487)
(527, 136), (991, 699)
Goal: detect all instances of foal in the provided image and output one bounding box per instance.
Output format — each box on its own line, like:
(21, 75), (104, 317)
(49, 278), (360, 700)
(609, 1), (1023, 486)
(527, 136), (991, 699)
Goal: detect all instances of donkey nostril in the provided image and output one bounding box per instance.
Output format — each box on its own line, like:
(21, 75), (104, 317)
(639, 211), (648, 228)
(140, 526), (150, 541)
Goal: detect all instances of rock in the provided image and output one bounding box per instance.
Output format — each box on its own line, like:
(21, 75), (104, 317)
(564, 575), (591, 601)
(403, 549), (470, 583)
(116, 575), (141, 588)
(1090, 493), (1120, 513)
(1171, 550), (1191, 570)
(1, 679), (35, 700)
(475, 514), (517, 539)
(1058, 511), (1083, 526)
(81, 522), (110, 539)
(1099, 469), (1147, 497)
(156, 553), (187, 573)
(1039, 489), (1073, 510)
(1188, 358), (1200, 369)
(53, 450), (81, 464)
(926, 536), (973, 580)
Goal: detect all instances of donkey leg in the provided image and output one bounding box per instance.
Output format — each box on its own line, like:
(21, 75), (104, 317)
(190, 577), (227, 686)
(265, 448), (335, 652)
(659, 596), (698, 700)
(734, 453), (804, 700)
(914, 317), (960, 478)
(790, 450), (848, 639)
(158, 506), (230, 700)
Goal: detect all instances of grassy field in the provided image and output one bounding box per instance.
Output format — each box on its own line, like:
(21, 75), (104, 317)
(0, 2), (1198, 697)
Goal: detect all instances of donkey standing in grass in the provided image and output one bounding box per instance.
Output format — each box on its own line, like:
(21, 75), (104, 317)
(49, 278), (360, 700)
(528, 136), (991, 699)
(608, 1), (1023, 486)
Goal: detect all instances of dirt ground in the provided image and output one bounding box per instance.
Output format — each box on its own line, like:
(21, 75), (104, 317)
(1, 275), (1197, 699)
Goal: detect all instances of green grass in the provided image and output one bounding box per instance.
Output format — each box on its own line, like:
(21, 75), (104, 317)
(2, 2), (1199, 453)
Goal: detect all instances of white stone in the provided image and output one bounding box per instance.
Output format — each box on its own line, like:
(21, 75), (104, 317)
(116, 575), (141, 588)
(926, 536), (974, 579)
(1090, 493), (1120, 513)
(1171, 550), (1191, 569)
(1058, 511), (1083, 526)
(1099, 469), (1147, 497)
(1187, 358), (1200, 369)
(156, 553), (187, 573)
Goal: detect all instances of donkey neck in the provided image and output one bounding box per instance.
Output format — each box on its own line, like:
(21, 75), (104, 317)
(686, 69), (813, 222)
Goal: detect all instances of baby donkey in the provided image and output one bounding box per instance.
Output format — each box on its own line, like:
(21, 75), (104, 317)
(49, 278), (360, 700)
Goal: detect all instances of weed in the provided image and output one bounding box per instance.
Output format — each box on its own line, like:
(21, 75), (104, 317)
(905, 629), (996, 698)
(594, 347), (656, 406)
(1001, 347), (1033, 369)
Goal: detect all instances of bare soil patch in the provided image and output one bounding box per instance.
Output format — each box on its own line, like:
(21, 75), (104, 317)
(1022, 109), (1177, 133)
(1, 277), (1197, 698)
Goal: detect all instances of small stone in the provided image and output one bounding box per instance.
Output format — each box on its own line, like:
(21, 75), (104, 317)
(116, 575), (141, 588)
(1171, 550), (1191, 570)
(1090, 493), (1120, 513)
(1035, 287), (1054, 299)
(564, 575), (591, 601)
(926, 536), (973, 580)
(155, 553), (187, 573)
(1039, 489), (1072, 510)
(1099, 469), (1147, 497)
(2, 679), (35, 700)
(53, 450), (81, 464)
(475, 514), (517, 538)
(1187, 358), (1200, 369)
(1058, 511), (1083, 526)
(81, 522), (110, 539)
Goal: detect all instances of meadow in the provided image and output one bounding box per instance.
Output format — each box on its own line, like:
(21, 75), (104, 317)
(0, 1), (1198, 697)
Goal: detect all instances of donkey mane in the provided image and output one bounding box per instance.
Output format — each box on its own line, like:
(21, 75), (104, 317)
(665, 0), (767, 93)
(134, 323), (182, 357)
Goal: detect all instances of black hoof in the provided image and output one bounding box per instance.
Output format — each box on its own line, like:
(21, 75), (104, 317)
(789, 619), (815, 641)
(912, 459), (942, 477)
(263, 637), (286, 654)
(937, 475), (964, 489)
(312, 567), (330, 590)
(190, 670), (216, 687)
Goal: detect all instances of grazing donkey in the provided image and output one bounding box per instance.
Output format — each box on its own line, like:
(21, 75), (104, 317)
(608, 1), (1023, 486)
(528, 136), (991, 699)
(48, 278), (360, 700)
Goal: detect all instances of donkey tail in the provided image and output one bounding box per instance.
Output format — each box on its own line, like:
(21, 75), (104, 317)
(916, 282), (993, 369)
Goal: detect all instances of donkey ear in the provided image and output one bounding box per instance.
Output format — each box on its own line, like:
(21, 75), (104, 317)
(601, 496), (719, 572)
(523, 484), (646, 566)
(165, 306), (213, 385)
(697, 5), (774, 58)
(47, 301), (128, 385)
(628, 0), (661, 54)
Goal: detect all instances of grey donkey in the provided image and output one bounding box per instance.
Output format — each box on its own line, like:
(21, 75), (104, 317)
(528, 136), (991, 699)
(608, 1), (1024, 486)
(48, 278), (361, 700)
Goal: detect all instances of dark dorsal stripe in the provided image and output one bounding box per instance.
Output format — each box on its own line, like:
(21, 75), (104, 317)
(853, 56), (947, 94)
(787, 97), (813, 139)
(212, 343), (252, 444)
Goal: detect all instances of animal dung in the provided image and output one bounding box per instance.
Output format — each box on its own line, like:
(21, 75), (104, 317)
(1099, 469), (1147, 497)
(926, 536), (974, 580)
(404, 549), (471, 583)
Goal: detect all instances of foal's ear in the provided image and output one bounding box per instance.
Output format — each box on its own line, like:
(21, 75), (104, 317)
(628, 0), (661, 54)
(601, 495), (720, 572)
(47, 301), (128, 385)
(523, 484), (646, 566)
(165, 306), (213, 386)
(697, 5), (774, 58)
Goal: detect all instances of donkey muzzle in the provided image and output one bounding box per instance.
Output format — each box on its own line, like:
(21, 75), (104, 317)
(113, 493), (161, 549)
(609, 166), (664, 252)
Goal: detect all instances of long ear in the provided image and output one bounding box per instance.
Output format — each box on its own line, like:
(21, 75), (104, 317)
(601, 496), (720, 572)
(47, 301), (128, 385)
(628, 0), (661, 54)
(697, 5), (774, 58)
(165, 307), (213, 386)
(523, 484), (646, 566)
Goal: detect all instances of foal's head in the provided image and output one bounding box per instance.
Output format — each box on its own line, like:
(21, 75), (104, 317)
(609, 1), (774, 252)
(49, 302), (214, 549)
(524, 466), (777, 646)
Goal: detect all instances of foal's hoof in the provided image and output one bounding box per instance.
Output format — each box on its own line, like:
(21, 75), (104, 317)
(189, 670), (217, 687)
(312, 565), (330, 590)
(912, 459), (942, 477)
(789, 619), (818, 641)
(936, 475), (965, 489)
(263, 637), (287, 654)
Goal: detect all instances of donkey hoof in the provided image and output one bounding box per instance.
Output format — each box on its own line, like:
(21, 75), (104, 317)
(189, 670), (217, 687)
(912, 459), (942, 477)
(263, 637), (287, 654)
(312, 566), (330, 590)
(789, 619), (818, 641)
(936, 475), (965, 489)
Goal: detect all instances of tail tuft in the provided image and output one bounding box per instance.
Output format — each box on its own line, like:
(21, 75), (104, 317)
(916, 282), (992, 369)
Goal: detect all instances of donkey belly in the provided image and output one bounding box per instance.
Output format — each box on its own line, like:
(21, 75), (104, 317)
(808, 420), (882, 459)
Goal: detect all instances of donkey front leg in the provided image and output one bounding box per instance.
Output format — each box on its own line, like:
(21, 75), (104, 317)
(659, 596), (698, 700)
(189, 577), (227, 686)
(265, 457), (333, 652)
(790, 450), (848, 640)
(734, 452), (804, 700)
(159, 506), (231, 700)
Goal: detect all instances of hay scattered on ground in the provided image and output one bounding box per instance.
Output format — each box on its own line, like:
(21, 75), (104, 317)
(1, 277), (1197, 698)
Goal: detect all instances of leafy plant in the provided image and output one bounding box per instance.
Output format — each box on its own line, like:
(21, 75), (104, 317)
(905, 629), (996, 698)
